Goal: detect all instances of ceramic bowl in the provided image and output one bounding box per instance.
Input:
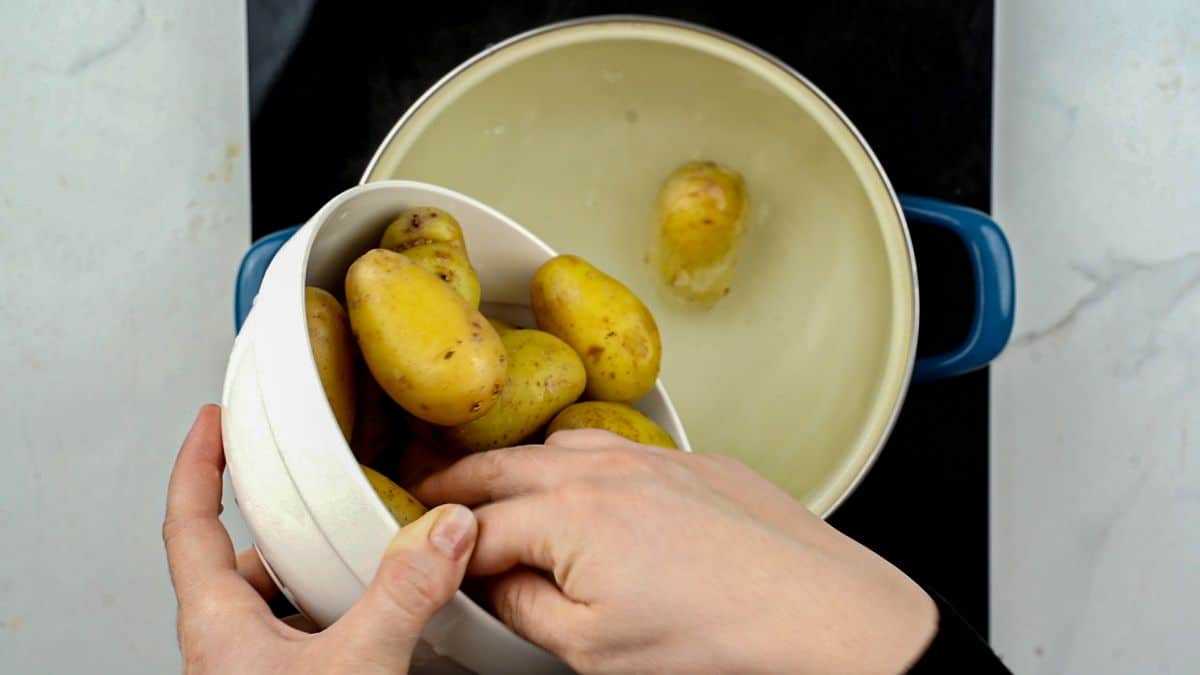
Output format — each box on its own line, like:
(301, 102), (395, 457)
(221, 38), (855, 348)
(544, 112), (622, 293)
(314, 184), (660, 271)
(223, 179), (688, 675)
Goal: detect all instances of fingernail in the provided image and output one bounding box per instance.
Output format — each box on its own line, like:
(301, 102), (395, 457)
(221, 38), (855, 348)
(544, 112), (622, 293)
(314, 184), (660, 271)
(429, 505), (475, 560)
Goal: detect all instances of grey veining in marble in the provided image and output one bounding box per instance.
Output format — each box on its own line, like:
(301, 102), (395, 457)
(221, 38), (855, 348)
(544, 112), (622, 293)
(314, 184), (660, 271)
(993, 2), (1200, 673)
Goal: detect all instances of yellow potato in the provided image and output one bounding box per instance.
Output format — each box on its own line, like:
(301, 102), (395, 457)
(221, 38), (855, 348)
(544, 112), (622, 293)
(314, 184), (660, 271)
(345, 248), (506, 426)
(445, 329), (586, 452)
(305, 287), (356, 440)
(651, 160), (749, 305)
(402, 242), (482, 308)
(380, 207), (468, 251)
(380, 207), (482, 308)
(546, 401), (677, 449)
(531, 255), (661, 403)
(361, 464), (427, 525)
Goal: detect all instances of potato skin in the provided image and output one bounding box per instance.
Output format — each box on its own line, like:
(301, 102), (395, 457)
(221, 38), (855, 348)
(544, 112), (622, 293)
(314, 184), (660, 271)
(531, 255), (661, 403)
(361, 464), (427, 525)
(652, 160), (748, 305)
(380, 207), (482, 308)
(345, 248), (506, 426)
(445, 329), (586, 453)
(401, 242), (482, 308)
(305, 287), (357, 440)
(380, 207), (468, 252)
(546, 401), (677, 449)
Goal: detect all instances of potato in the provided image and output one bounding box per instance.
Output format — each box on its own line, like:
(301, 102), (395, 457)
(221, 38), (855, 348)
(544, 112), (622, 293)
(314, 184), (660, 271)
(402, 242), (482, 308)
(651, 160), (748, 305)
(361, 464), (427, 525)
(380, 207), (482, 307)
(546, 401), (677, 449)
(305, 287), (357, 440)
(380, 207), (468, 252)
(445, 329), (586, 453)
(345, 248), (506, 426)
(531, 254), (661, 402)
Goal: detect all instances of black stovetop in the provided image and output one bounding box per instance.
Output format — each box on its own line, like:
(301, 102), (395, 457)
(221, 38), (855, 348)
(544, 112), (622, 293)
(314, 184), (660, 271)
(249, 0), (993, 636)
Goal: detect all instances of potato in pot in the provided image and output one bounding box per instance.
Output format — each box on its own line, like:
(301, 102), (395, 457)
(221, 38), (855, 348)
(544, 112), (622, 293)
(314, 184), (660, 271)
(650, 160), (749, 306)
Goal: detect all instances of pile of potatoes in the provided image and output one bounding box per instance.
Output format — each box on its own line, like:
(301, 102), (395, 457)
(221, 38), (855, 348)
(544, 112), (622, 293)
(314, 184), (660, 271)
(304, 206), (678, 523)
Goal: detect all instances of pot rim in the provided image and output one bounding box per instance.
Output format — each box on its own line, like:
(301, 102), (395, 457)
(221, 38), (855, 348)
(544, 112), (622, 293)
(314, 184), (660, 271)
(359, 14), (919, 518)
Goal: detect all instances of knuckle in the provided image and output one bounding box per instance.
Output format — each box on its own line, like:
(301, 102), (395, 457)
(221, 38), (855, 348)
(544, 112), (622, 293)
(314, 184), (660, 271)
(378, 554), (444, 619)
(550, 478), (603, 508)
(495, 579), (531, 635)
(475, 450), (508, 486)
(161, 515), (187, 546)
(596, 447), (658, 476)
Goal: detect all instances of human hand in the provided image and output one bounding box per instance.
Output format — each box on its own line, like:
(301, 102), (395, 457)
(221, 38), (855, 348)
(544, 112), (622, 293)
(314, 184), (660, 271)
(416, 429), (937, 675)
(163, 405), (478, 674)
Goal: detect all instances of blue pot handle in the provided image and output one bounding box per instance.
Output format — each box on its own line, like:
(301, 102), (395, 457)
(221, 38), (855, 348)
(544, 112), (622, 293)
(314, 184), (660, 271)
(235, 201), (1016, 381)
(234, 225), (302, 333)
(901, 195), (1015, 383)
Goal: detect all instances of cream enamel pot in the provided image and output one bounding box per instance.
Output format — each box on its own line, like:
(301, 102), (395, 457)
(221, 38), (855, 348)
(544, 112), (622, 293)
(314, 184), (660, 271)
(358, 16), (1015, 516)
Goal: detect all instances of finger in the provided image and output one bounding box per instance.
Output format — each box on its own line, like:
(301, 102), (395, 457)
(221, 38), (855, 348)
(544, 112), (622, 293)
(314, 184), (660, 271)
(414, 444), (585, 507)
(328, 504), (478, 669)
(467, 497), (570, 578)
(236, 548), (280, 602)
(163, 405), (240, 604)
(488, 568), (587, 659)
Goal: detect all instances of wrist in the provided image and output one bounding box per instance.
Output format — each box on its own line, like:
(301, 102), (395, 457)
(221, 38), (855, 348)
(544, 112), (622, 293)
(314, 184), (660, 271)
(758, 568), (939, 674)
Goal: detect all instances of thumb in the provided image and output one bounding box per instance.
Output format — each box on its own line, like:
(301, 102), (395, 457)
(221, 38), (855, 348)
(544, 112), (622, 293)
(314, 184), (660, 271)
(329, 504), (478, 668)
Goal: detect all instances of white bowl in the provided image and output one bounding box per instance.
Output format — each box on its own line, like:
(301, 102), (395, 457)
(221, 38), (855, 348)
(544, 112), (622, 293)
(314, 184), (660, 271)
(221, 179), (690, 674)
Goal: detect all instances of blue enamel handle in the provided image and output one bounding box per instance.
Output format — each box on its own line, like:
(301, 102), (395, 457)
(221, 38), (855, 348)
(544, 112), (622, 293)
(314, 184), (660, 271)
(234, 225), (301, 333)
(234, 201), (1015, 381)
(901, 195), (1015, 383)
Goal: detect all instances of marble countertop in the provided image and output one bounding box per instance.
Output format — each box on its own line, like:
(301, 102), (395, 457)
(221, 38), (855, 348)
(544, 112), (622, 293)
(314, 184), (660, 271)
(992, 2), (1199, 673)
(0, 2), (250, 672)
(1, 1), (1196, 673)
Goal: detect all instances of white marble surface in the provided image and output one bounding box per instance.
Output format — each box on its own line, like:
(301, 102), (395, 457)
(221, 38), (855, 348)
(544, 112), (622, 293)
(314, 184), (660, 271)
(0, 2), (250, 672)
(992, 2), (1200, 673)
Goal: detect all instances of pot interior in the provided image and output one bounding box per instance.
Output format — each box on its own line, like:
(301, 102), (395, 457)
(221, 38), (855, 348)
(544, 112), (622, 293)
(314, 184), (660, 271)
(365, 20), (915, 515)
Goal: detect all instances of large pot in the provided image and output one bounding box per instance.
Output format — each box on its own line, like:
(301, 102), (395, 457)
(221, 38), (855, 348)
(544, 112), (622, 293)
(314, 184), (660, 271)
(359, 16), (1015, 517)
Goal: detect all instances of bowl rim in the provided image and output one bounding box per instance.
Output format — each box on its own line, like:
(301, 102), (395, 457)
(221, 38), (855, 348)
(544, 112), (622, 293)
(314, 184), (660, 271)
(359, 14), (919, 518)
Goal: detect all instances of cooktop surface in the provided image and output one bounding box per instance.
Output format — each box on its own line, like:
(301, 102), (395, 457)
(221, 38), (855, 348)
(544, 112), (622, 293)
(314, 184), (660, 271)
(249, 0), (994, 635)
